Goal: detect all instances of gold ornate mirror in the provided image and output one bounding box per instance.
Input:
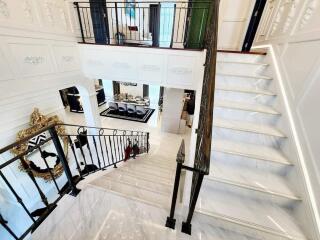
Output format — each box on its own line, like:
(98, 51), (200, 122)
(11, 108), (69, 181)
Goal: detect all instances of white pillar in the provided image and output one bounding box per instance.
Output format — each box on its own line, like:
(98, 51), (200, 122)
(161, 87), (184, 134)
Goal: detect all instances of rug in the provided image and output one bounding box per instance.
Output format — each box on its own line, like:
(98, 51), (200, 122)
(100, 108), (155, 123)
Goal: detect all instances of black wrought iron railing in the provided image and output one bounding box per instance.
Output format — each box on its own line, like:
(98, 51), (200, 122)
(166, 0), (219, 235)
(0, 123), (149, 240)
(73, 1), (211, 49)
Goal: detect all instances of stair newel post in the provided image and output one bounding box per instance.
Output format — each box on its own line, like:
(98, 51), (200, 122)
(165, 139), (185, 229)
(165, 161), (182, 229)
(0, 213), (18, 240)
(49, 126), (80, 197)
(146, 132), (150, 153)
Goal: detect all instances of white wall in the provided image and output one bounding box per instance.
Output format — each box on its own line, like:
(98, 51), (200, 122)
(78, 44), (206, 90)
(218, 0), (255, 50)
(253, 1), (320, 239)
(0, 2), (94, 235)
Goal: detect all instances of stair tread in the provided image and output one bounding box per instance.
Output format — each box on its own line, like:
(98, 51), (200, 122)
(217, 60), (269, 66)
(212, 139), (292, 165)
(196, 191), (307, 240)
(208, 161), (299, 200)
(197, 185), (307, 240)
(213, 117), (286, 137)
(216, 85), (276, 96)
(215, 100), (280, 115)
(217, 72), (273, 80)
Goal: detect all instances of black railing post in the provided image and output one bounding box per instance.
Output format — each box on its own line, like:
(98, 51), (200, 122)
(49, 126), (80, 197)
(165, 161), (182, 229)
(170, 4), (177, 48)
(115, 2), (120, 45)
(181, 172), (204, 235)
(74, 2), (85, 43)
(146, 132), (150, 153)
(0, 214), (18, 240)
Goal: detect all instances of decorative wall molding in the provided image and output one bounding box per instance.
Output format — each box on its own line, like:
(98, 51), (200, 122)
(24, 56), (44, 65)
(0, 0), (9, 19)
(282, 0), (300, 34)
(22, 0), (34, 23)
(141, 64), (161, 72)
(299, 0), (318, 30)
(62, 56), (74, 62)
(170, 67), (192, 75)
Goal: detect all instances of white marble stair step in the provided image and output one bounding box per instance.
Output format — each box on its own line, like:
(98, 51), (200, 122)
(215, 85), (276, 96)
(135, 159), (175, 171)
(117, 168), (173, 185)
(121, 164), (174, 179)
(216, 74), (272, 90)
(125, 160), (175, 175)
(90, 176), (171, 208)
(208, 160), (300, 201)
(213, 118), (285, 138)
(212, 118), (286, 147)
(212, 139), (292, 165)
(217, 60), (269, 66)
(197, 183), (307, 240)
(217, 52), (266, 63)
(105, 170), (173, 194)
(216, 62), (268, 76)
(215, 100), (280, 115)
(216, 72), (272, 80)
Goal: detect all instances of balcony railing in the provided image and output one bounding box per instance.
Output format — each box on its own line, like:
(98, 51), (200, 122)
(0, 123), (149, 240)
(73, 1), (211, 49)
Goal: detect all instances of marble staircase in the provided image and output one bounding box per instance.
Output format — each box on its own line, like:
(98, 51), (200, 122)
(196, 52), (309, 240)
(30, 51), (312, 240)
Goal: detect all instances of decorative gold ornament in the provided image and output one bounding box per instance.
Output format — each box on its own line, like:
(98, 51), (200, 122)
(11, 108), (69, 181)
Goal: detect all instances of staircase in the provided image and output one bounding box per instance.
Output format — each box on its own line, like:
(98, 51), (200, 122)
(195, 51), (309, 240)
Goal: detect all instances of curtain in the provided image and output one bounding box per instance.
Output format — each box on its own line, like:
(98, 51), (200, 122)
(143, 84), (149, 97)
(112, 81), (120, 95)
(90, 0), (110, 44)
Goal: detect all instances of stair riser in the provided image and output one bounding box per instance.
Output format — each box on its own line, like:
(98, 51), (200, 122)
(101, 174), (172, 195)
(93, 178), (170, 207)
(217, 53), (265, 63)
(217, 62), (268, 75)
(125, 162), (174, 175)
(214, 107), (280, 125)
(121, 166), (174, 179)
(211, 151), (291, 175)
(118, 169), (173, 185)
(201, 180), (298, 208)
(215, 90), (276, 105)
(195, 211), (301, 240)
(216, 75), (272, 89)
(212, 127), (284, 148)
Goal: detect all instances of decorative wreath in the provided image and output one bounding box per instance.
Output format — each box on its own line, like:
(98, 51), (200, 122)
(11, 108), (69, 181)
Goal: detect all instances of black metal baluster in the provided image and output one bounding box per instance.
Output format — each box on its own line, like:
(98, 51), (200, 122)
(74, 2), (85, 43)
(38, 147), (60, 194)
(0, 214), (18, 240)
(108, 136), (117, 168)
(182, 172), (204, 235)
(165, 161), (183, 229)
(176, 6), (181, 43)
(112, 130), (118, 163)
(103, 136), (111, 167)
(116, 135), (121, 162)
(0, 171), (35, 223)
(147, 132), (150, 153)
(49, 127), (80, 196)
(86, 137), (95, 167)
(170, 4), (177, 48)
(92, 136), (102, 170)
(98, 130), (106, 169)
(68, 136), (83, 179)
(19, 157), (50, 207)
(115, 2), (120, 44)
(78, 141), (88, 174)
(142, 7), (145, 42)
